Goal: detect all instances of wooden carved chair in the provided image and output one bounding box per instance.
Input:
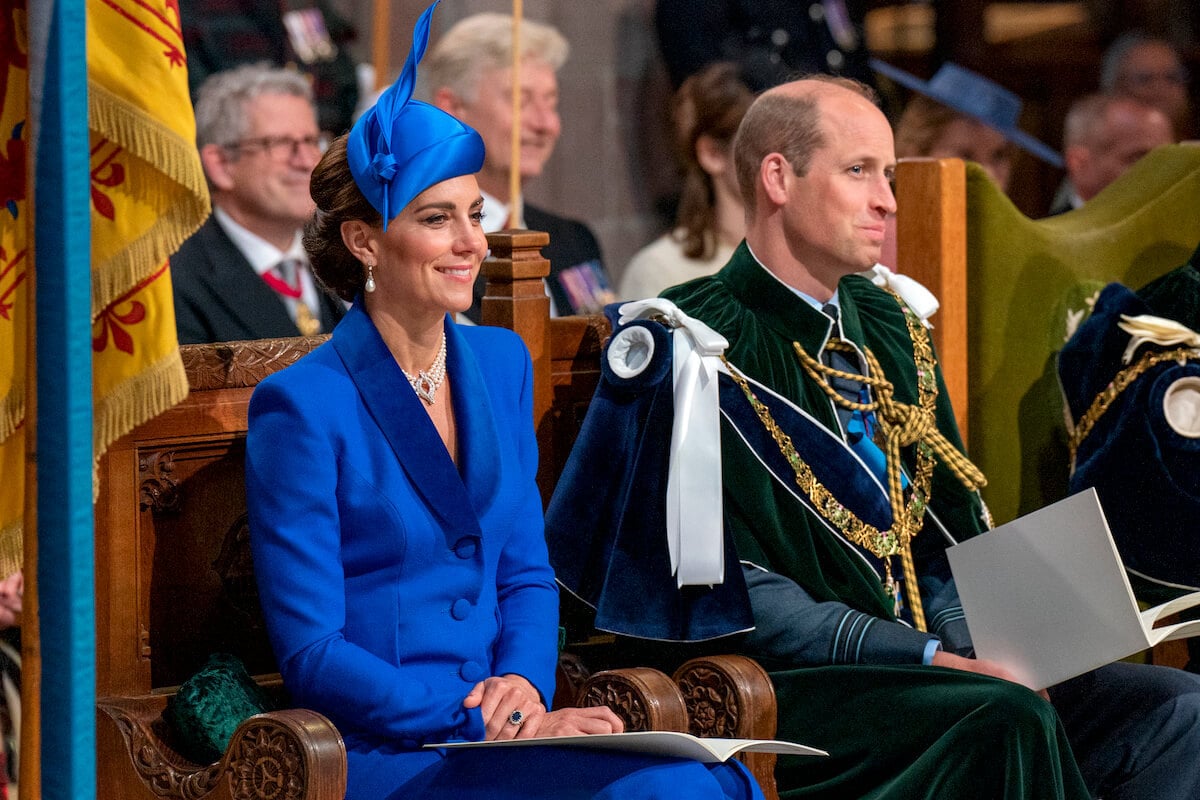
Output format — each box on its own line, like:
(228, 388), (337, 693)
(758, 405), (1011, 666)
(481, 231), (780, 798)
(897, 145), (1200, 524)
(92, 232), (779, 799)
(894, 147), (1200, 672)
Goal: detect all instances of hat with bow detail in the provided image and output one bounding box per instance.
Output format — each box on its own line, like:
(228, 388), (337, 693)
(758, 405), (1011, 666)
(347, 0), (485, 229)
(871, 58), (1063, 169)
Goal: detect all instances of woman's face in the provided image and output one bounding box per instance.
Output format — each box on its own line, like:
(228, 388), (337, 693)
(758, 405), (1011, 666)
(926, 116), (1014, 193)
(367, 174), (488, 320)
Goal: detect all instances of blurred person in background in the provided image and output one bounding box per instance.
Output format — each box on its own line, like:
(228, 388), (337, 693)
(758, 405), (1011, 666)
(619, 63), (755, 300)
(1101, 32), (1193, 140)
(1048, 93), (1174, 215)
(422, 13), (613, 320)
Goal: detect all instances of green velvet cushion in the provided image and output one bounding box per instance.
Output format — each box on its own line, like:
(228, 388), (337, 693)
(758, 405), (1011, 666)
(166, 653), (275, 764)
(964, 144), (1200, 523)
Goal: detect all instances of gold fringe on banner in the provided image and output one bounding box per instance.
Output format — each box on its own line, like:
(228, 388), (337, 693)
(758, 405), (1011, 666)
(88, 81), (210, 317)
(93, 349), (188, 465)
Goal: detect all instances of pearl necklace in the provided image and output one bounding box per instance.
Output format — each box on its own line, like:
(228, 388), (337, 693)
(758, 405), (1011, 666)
(400, 332), (447, 405)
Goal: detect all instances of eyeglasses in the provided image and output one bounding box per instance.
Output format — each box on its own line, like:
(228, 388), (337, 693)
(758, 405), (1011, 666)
(1120, 68), (1190, 89)
(223, 134), (330, 161)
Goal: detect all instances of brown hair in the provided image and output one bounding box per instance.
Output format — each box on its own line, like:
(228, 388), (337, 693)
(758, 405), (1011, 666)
(893, 95), (963, 158)
(733, 75), (877, 211)
(303, 134), (382, 302)
(671, 63), (754, 260)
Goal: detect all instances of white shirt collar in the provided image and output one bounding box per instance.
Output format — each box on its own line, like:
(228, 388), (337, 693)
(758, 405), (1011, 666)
(480, 189), (524, 232)
(745, 241), (837, 314)
(212, 207), (306, 277)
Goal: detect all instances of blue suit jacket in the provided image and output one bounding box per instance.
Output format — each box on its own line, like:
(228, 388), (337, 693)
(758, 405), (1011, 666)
(246, 302), (559, 787)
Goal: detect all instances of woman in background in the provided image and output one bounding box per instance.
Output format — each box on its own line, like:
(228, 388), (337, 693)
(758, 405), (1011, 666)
(245, 4), (765, 799)
(619, 62), (754, 300)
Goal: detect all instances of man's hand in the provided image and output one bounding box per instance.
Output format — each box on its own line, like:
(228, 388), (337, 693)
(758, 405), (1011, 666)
(516, 705), (625, 739)
(931, 650), (1049, 699)
(463, 674), (546, 741)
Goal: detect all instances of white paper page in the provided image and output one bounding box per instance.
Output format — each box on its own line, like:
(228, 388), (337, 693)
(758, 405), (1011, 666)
(426, 731), (827, 763)
(1140, 590), (1200, 630)
(947, 489), (1151, 690)
(1148, 619), (1200, 646)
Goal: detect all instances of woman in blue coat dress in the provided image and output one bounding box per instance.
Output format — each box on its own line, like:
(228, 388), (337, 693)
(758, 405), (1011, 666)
(244, 4), (765, 798)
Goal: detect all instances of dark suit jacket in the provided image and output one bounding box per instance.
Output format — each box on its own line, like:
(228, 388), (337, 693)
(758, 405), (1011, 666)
(466, 203), (608, 322)
(171, 216), (345, 343)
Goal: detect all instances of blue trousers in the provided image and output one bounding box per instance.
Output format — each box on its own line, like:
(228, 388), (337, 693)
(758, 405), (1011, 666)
(1049, 660), (1200, 800)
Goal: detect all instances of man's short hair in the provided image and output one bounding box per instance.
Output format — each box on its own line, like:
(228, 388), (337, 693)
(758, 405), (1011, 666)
(194, 63), (314, 148)
(1062, 93), (1115, 148)
(420, 13), (569, 102)
(1099, 31), (1178, 92)
(1062, 92), (1163, 149)
(732, 75), (877, 209)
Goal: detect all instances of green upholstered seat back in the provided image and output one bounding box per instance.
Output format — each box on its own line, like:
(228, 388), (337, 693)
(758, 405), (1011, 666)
(965, 143), (1200, 523)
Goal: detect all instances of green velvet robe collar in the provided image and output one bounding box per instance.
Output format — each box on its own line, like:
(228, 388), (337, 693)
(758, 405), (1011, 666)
(664, 243), (900, 619)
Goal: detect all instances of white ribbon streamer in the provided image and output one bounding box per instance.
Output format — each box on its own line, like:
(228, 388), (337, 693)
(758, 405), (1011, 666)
(617, 299), (728, 587)
(861, 264), (939, 327)
(1117, 314), (1200, 364)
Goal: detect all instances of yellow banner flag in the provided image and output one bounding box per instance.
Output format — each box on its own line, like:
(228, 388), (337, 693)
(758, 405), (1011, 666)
(0, 0), (209, 578)
(0, 0), (30, 578)
(87, 0), (208, 462)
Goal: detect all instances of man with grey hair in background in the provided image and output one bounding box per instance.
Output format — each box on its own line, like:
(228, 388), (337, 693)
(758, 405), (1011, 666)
(421, 12), (614, 321)
(172, 63), (345, 343)
(1100, 31), (1193, 139)
(1047, 92), (1175, 215)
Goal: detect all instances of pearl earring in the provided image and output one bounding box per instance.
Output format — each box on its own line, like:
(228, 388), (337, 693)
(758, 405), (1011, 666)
(364, 261), (376, 293)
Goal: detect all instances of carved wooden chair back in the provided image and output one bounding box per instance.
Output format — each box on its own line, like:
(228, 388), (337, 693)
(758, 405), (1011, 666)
(896, 148), (1200, 524)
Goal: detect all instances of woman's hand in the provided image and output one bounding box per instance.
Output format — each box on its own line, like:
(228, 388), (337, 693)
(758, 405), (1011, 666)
(517, 706), (625, 739)
(931, 650), (1050, 700)
(463, 674), (547, 741)
(0, 571), (22, 628)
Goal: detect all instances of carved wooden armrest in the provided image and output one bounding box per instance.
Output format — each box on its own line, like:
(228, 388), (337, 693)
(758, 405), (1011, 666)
(97, 693), (346, 800)
(574, 667), (689, 733)
(674, 655), (779, 799)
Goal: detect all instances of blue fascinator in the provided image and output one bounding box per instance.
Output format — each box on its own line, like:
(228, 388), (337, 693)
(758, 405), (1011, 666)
(347, 0), (485, 229)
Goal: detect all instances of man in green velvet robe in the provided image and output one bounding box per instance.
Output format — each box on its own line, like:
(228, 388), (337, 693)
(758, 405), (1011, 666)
(661, 77), (1200, 800)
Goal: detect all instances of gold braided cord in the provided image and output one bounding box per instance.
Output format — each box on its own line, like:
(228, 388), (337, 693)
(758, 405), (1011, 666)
(1067, 346), (1200, 466)
(723, 290), (986, 630)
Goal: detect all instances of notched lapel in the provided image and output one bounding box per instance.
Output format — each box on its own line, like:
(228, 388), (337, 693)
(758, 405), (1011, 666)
(332, 305), (482, 543)
(445, 323), (503, 516)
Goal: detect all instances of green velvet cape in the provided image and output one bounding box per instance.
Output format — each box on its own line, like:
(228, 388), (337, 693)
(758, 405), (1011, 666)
(663, 244), (1089, 799)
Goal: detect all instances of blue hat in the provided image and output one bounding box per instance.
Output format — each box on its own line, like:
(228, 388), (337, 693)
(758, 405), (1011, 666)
(870, 59), (1063, 169)
(347, 0), (486, 229)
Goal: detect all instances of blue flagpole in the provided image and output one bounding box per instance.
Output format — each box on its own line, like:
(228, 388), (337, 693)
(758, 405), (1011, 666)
(34, 0), (96, 797)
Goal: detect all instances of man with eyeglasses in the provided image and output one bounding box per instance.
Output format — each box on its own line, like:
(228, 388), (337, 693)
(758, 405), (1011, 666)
(172, 63), (346, 344)
(1100, 31), (1193, 140)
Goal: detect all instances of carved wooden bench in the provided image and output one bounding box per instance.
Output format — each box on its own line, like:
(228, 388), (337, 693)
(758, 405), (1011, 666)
(92, 232), (779, 800)
(482, 232), (780, 797)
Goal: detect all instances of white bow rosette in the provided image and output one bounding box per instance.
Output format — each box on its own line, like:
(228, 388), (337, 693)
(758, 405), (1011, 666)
(616, 298), (729, 587)
(861, 264), (939, 327)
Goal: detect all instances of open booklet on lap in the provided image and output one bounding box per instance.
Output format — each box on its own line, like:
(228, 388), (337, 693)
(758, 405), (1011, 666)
(948, 488), (1200, 691)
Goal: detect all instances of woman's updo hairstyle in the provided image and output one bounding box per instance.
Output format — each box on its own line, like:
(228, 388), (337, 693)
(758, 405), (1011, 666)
(306, 0), (485, 302)
(304, 135), (380, 302)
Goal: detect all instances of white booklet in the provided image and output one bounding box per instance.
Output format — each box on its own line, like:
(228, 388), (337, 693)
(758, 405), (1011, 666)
(426, 730), (827, 763)
(947, 488), (1200, 691)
